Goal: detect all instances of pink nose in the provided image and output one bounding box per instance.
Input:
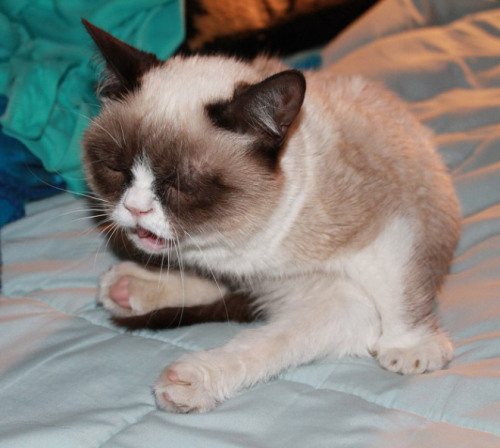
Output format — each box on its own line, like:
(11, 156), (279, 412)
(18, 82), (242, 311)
(125, 204), (153, 217)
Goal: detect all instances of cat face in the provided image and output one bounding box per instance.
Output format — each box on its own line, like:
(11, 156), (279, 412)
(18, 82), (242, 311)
(81, 20), (305, 255)
(83, 98), (282, 254)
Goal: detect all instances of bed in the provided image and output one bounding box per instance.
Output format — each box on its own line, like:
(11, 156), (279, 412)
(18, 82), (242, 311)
(1, 0), (500, 446)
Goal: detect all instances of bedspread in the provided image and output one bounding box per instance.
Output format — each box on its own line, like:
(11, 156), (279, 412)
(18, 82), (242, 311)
(1, 0), (500, 446)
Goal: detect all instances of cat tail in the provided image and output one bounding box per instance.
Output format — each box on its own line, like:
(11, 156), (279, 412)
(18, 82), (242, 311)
(111, 293), (260, 330)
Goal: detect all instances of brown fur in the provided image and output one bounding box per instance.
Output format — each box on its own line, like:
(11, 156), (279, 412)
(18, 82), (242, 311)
(81, 21), (461, 413)
(83, 99), (284, 242)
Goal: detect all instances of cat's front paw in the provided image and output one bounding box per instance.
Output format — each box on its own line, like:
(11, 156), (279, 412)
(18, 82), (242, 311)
(374, 331), (453, 374)
(98, 262), (157, 317)
(154, 354), (226, 414)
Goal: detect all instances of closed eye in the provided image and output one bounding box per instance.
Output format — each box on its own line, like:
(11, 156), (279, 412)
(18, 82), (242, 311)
(96, 154), (127, 173)
(101, 160), (133, 186)
(104, 163), (123, 173)
(160, 168), (197, 197)
(169, 182), (196, 197)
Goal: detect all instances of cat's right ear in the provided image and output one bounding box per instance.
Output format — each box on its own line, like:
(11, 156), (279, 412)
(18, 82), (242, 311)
(82, 18), (161, 98)
(207, 70), (306, 166)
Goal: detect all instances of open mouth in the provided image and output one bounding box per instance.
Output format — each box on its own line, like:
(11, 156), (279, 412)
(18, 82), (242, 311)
(131, 226), (173, 251)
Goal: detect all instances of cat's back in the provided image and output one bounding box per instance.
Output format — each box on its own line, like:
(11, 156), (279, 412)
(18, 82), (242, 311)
(283, 68), (460, 264)
(299, 68), (452, 195)
(303, 70), (433, 155)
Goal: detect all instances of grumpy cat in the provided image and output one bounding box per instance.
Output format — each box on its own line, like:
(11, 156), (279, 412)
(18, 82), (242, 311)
(81, 19), (460, 413)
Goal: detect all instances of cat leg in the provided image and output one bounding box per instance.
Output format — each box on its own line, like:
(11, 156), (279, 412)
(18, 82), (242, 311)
(364, 258), (454, 374)
(154, 276), (381, 413)
(371, 297), (453, 374)
(98, 261), (226, 317)
(347, 216), (454, 374)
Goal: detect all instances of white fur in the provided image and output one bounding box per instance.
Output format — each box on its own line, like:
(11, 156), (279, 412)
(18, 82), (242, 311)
(139, 57), (262, 138)
(102, 136), (453, 414)
(154, 275), (382, 413)
(181, 141), (314, 276)
(92, 56), (457, 413)
(99, 262), (226, 317)
(122, 163), (155, 214)
(113, 161), (176, 251)
(103, 196), (453, 413)
(151, 217), (452, 413)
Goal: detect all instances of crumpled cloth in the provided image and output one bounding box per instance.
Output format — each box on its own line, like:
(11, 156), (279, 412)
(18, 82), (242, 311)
(0, 94), (66, 227)
(0, 0), (184, 193)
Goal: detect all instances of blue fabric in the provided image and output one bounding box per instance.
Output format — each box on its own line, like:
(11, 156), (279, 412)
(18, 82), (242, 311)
(287, 51), (322, 71)
(0, 95), (66, 227)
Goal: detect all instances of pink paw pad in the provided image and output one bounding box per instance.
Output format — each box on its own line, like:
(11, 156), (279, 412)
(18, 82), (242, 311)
(167, 369), (179, 382)
(162, 370), (180, 403)
(109, 276), (132, 309)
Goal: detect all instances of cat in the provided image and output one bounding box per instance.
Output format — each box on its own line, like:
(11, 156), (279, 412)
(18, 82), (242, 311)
(81, 19), (461, 414)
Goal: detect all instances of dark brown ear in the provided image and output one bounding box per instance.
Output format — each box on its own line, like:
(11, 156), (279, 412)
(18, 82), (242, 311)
(82, 18), (161, 98)
(207, 70), (306, 162)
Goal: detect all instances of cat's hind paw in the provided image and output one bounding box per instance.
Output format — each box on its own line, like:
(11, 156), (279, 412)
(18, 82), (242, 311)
(374, 331), (453, 374)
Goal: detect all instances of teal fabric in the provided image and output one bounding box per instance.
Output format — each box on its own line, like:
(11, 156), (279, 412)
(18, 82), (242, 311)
(0, 0), (184, 193)
(2, 1), (500, 446)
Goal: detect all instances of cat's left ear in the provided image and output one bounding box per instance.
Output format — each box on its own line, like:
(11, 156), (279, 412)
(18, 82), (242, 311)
(82, 18), (161, 98)
(207, 70), (306, 157)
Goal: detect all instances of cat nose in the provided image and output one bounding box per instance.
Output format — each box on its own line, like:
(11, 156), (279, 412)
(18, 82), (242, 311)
(123, 186), (154, 217)
(125, 204), (153, 217)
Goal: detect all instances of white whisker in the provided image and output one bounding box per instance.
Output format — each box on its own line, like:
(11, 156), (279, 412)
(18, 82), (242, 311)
(118, 121), (127, 148)
(171, 227), (186, 327)
(94, 222), (120, 268)
(60, 207), (108, 216)
(183, 230), (230, 324)
(68, 213), (110, 223)
(24, 163), (111, 205)
(89, 118), (122, 149)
